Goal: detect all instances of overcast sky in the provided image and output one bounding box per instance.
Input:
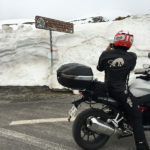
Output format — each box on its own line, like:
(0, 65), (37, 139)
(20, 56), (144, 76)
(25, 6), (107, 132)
(0, 0), (150, 21)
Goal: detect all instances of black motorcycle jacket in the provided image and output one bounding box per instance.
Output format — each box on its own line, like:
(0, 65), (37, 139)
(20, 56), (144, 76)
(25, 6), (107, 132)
(97, 48), (137, 92)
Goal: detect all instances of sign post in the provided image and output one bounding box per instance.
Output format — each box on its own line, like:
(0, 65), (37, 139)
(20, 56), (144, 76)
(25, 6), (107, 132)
(35, 16), (74, 73)
(49, 30), (53, 68)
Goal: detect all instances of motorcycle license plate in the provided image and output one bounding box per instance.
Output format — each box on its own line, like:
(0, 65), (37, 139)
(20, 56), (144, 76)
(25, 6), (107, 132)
(68, 105), (78, 118)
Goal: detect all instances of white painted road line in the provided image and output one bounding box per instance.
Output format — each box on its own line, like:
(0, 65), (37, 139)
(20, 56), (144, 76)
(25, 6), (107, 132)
(0, 127), (76, 150)
(10, 117), (75, 126)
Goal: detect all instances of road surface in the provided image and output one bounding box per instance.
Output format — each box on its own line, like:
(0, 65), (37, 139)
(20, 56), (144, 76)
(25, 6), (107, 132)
(0, 88), (149, 150)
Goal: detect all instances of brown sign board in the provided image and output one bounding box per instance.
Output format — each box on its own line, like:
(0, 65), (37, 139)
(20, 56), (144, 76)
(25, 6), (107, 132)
(35, 16), (74, 34)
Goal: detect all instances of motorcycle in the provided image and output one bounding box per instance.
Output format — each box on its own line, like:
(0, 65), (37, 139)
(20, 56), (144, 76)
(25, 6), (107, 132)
(57, 53), (150, 150)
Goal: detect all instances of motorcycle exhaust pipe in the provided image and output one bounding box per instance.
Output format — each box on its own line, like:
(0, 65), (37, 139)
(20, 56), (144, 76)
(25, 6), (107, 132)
(87, 117), (121, 136)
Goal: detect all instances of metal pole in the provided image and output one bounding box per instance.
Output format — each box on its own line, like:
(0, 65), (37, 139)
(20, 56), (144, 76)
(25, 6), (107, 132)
(49, 30), (53, 74)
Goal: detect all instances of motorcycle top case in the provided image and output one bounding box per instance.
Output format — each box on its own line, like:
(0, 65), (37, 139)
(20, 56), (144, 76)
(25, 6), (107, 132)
(57, 63), (93, 90)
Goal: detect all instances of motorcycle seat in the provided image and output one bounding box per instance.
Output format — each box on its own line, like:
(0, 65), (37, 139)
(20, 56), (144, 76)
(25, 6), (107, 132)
(96, 96), (119, 107)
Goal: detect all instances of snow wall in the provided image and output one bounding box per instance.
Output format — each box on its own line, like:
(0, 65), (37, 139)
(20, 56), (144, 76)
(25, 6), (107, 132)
(0, 15), (150, 89)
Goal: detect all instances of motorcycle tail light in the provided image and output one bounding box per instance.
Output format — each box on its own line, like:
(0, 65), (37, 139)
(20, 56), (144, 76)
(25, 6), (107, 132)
(140, 106), (148, 112)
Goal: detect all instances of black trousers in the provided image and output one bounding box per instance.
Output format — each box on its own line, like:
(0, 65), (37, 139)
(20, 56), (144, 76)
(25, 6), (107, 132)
(109, 91), (149, 150)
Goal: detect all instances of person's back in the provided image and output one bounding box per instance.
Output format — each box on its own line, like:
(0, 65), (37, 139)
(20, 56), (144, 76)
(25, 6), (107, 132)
(97, 47), (137, 92)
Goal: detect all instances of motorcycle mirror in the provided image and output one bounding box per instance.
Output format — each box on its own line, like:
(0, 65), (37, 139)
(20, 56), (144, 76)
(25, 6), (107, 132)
(148, 53), (150, 59)
(143, 64), (150, 69)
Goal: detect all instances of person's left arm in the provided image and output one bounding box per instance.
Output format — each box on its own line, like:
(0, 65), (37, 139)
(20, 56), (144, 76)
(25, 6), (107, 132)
(97, 44), (113, 71)
(97, 51), (106, 71)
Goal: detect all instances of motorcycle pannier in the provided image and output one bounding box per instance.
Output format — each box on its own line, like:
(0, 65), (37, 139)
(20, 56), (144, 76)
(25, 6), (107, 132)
(57, 63), (93, 90)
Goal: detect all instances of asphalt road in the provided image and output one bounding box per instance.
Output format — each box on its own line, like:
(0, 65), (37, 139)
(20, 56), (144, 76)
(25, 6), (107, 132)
(0, 91), (149, 150)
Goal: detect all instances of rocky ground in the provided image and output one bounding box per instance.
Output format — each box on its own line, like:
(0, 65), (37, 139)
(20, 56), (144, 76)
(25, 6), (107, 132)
(0, 86), (73, 102)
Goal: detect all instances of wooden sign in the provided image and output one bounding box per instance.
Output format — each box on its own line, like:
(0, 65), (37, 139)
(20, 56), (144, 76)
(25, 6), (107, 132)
(35, 16), (74, 34)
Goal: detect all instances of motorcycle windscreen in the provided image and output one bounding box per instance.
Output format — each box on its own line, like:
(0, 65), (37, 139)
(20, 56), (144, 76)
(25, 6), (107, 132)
(57, 63), (93, 90)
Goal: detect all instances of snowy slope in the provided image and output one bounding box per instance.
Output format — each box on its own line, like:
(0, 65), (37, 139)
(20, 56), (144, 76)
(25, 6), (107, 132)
(0, 15), (150, 88)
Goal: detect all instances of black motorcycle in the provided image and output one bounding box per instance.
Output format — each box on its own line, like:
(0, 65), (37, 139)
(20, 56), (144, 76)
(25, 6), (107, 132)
(57, 54), (150, 150)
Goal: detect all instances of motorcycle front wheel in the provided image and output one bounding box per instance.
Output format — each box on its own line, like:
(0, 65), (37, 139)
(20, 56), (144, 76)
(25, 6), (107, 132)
(72, 108), (110, 150)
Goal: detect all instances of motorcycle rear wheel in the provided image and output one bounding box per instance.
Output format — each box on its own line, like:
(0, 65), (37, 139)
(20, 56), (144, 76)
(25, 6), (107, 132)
(72, 108), (110, 150)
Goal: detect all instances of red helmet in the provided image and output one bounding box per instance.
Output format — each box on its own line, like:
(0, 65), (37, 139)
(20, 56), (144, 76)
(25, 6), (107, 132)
(113, 30), (134, 49)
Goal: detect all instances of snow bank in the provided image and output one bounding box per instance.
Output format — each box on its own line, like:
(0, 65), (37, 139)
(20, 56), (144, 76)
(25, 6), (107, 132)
(0, 15), (150, 88)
